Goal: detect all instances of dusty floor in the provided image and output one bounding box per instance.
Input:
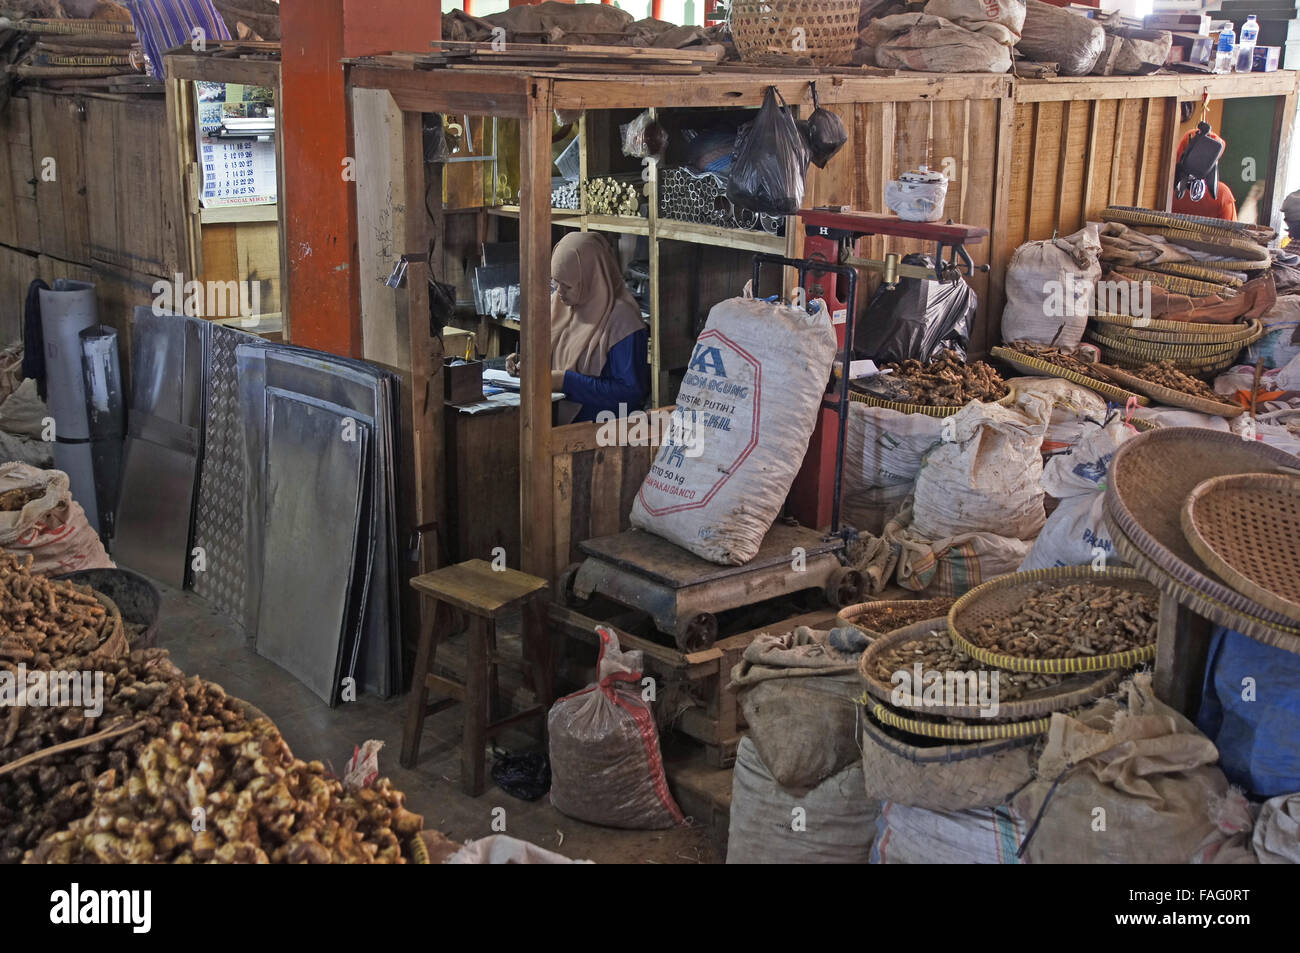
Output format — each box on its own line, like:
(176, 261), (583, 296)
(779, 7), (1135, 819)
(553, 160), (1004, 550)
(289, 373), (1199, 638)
(156, 585), (723, 864)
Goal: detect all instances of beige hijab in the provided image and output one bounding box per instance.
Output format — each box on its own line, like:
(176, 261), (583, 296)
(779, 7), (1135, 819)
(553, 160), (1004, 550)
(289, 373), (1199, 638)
(550, 232), (644, 377)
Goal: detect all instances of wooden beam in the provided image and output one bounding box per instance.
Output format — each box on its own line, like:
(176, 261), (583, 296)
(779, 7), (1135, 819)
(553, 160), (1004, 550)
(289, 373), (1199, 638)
(1135, 98), (1153, 207)
(165, 53), (281, 88)
(1013, 70), (1300, 103)
(349, 66), (531, 118)
(1155, 97), (1180, 212)
(1108, 98), (1129, 208)
(401, 109), (442, 575)
(985, 87), (1016, 357)
(520, 77), (555, 584)
(1080, 100), (1101, 222)
(1266, 75), (1300, 223)
(1053, 100), (1073, 236)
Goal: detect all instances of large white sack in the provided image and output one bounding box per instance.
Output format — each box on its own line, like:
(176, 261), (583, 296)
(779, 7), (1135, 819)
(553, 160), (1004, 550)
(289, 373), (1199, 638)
(1253, 793), (1300, 864)
(1006, 376), (1108, 453)
(1132, 405), (1232, 432)
(912, 399), (1049, 541)
(1020, 415), (1134, 572)
(846, 401), (944, 489)
(1000, 225), (1102, 348)
(726, 735), (878, 864)
(630, 296), (836, 565)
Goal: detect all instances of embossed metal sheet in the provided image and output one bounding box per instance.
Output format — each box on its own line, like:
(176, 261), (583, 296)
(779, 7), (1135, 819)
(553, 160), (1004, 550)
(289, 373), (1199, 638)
(192, 324), (265, 632)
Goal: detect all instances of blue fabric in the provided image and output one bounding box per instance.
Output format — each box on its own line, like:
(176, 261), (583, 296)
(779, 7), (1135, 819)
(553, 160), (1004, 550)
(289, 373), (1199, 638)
(562, 329), (649, 423)
(124, 0), (232, 79)
(1197, 626), (1300, 799)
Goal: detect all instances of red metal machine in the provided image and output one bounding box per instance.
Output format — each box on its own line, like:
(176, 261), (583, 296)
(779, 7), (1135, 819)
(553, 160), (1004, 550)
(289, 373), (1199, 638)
(788, 208), (990, 532)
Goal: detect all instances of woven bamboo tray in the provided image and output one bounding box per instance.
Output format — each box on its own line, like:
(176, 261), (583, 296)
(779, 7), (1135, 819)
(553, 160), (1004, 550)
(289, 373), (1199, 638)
(730, 0), (858, 65)
(835, 598), (956, 642)
(858, 618), (1124, 719)
(1182, 473), (1300, 623)
(1087, 339), (1248, 375)
(848, 385), (1015, 417)
(1108, 511), (1300, 655)
(948, 567), (1159, 674)
(1086, 326), (1254, 360)
(1141, 260), (1250, 285)
(1110, 265), (1243, 296)
(1101, 206), (1272, 242)
(1103, 428), (1300, 637)
(991, 346), (1148, 406)
(1154, 229), (1270, 268)
(867, 700), (1051, 741)
(1100, 365), (1244, 417)
(1089, 314), (1262, 345)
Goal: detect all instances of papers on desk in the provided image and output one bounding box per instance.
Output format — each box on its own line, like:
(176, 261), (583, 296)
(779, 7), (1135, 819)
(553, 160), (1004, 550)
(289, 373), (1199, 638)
(483, 368), (520, 391)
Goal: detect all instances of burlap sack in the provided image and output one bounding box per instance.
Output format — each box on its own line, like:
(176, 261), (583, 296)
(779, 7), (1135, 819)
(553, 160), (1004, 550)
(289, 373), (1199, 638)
(1014, 674), (1258, 864)
(999, 225), (1102, 348)
(865, 13), (1013, 73)
(924, 0), (1026, 47)
(862, 712), (1037, 811)
(1017, 0), (1105, 75)
(727, 736), (879, 864)
(730, 626), (864, 791)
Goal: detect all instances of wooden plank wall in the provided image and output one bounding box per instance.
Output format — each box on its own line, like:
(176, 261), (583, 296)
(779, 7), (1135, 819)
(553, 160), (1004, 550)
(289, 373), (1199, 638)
(1004, 97), (1172, 255)
(807, 96), (1004, 354)
(550, 412), (668, 580)
(0, 90), (183, 353)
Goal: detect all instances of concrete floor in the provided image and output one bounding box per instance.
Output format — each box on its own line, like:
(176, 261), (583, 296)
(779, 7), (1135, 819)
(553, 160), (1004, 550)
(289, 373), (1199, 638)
(156, 585), (721, 864)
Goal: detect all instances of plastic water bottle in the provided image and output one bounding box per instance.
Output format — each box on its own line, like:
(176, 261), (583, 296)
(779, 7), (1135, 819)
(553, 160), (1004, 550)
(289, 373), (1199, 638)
(1215, 24), (1237, 73)
(1237, 15), (1259, 72)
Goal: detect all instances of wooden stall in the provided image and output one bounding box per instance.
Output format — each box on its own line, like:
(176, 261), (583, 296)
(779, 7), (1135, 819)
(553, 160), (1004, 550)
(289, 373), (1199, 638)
(346, 61), (1298, 771)
(163, 45), (288, 338)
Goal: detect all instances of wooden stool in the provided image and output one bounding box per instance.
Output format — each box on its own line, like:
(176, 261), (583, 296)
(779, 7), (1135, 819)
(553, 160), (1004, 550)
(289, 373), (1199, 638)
(400, 559), (551, 796)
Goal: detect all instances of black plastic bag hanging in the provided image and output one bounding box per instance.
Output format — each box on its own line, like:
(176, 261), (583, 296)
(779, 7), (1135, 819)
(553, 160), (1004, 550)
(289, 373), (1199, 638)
(804, 82), (848, 170)
(852, 255), (975, 364)
(726, 86), (811, 216)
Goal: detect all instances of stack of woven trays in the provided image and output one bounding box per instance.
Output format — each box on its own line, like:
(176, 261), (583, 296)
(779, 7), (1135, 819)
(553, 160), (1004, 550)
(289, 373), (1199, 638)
(1090, 206), (1271, 374)
(854, 568), (1153, 745)
(1103, 427), (1300, 651)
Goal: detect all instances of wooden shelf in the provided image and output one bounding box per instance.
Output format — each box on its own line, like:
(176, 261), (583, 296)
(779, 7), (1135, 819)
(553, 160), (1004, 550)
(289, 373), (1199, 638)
(655, 218), (785, 253)
(200, 203), (279, 225)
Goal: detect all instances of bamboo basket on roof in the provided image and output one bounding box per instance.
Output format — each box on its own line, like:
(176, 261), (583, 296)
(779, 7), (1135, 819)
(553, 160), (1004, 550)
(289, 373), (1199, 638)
(729, 0), (859, 66)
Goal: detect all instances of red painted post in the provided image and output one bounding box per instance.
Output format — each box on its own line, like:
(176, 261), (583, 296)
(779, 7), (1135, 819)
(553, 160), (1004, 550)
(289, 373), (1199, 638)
(279, 0), (439, 356)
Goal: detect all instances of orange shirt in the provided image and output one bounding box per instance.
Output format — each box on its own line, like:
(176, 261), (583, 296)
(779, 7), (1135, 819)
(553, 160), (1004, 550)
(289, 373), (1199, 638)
(1173, 181), (1238, 221)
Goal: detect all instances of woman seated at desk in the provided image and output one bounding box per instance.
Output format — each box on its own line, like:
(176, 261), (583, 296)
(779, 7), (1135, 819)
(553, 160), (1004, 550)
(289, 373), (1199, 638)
(506, 232), (649, 424)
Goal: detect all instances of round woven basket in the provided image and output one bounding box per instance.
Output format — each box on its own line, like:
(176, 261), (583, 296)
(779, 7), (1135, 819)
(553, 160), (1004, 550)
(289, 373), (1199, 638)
(859, 618), (1125, 719)
(1182, 473), (1300, 623)
(730, 0), (859, 65)
(859, 707), (1038, 811)
(948, 566), (1159, 674)
(1109, 511), (1300, 655)
(1100, 365), (1245, 418)
(991, 346), (1148, 406)
(868, 700), (1052, 741)
(836, 599), (956, 642)
(1103, 428), (1300, 636)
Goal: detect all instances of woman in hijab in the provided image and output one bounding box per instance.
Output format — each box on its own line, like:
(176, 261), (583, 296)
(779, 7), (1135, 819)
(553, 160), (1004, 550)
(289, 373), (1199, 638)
(507, 232), (649, 424)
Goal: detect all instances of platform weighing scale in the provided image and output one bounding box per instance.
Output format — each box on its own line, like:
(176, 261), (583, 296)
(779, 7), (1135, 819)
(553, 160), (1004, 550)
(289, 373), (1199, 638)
(565, 210), (989, 652)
